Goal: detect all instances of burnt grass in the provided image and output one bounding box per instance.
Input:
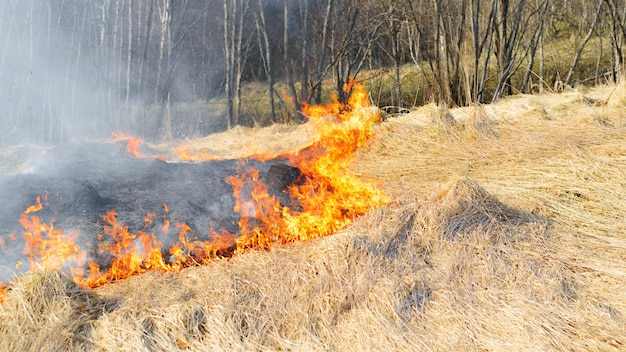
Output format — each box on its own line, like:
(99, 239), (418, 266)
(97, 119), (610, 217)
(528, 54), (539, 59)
(0, 142), (301, 283)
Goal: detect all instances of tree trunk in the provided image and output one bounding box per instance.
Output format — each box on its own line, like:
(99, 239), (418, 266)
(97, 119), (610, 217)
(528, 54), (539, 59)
(125, 0), (133, 115)
(156, 0), (173, 141)
(253, 0), (276, 124)
(391, 9), (402, 108)
(312, 0), (334, 104)
(565, 1), (603, 86)
(299, 0), (310, 107)
(223, 0), (246, 128)
(604, 0), (626, 82)
(284, 0), (299, 116)
(434, 0), (451, 103)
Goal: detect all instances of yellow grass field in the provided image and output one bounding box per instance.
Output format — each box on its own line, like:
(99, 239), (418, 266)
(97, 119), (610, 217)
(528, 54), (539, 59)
(1, 83), (625, 351)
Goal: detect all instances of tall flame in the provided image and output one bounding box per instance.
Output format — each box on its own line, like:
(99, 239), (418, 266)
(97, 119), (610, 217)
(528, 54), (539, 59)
(229, 80), (387, 249)
(1, 81), (387, 296)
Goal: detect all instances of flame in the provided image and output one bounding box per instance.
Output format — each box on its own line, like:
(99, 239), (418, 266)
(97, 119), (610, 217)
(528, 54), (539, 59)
(1, 81), (387, 297)
(162, 219), (170, 234)
(24, 196), (43, 214)
(17, 201), (87, 278)
(73, 210), (169, 287)
(281, 89), (296, 110)
(228, 80), (387, 249)
(172, 146), (216, 162)
(227, 166), (284, 252)
(112, 132), (168, 160)
(144, 212), (156, 227)
(112, 132), (145, 158)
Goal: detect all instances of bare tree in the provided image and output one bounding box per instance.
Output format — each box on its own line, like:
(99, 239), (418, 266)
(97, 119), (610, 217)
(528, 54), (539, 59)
(492, 0), (549, 101)
(603, 0), (626, 82)
(310, 0), (334, 104)
(373, 1), (406, 109)
(283, 0), (300, 113)
(565, 1), (604, 86)
(251, 0), (277, 123)
(330, 1), (383, 104)
(470, 0), (497, 103)
(154, 0), (173, 140)
(223, 0), (249, 128)
(520, 0), (549, 93)
(296, 0), (311, 106)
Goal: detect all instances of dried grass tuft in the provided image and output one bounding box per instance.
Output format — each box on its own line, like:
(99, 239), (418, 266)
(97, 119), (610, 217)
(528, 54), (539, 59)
(459, 106), (499, 141)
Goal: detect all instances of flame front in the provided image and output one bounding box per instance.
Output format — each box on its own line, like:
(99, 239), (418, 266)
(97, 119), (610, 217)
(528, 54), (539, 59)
(229, 80), (387, 249)
(1, 82), (387, 296)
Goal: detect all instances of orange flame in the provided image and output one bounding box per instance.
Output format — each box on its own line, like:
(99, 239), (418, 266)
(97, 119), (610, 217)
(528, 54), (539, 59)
(74, 210), (169, 287)
(281, 89), (296, 110)
(227, 166), (284, 252)
(172, 146), (216, 162)
(24, 196), (43, 214)
(16, 199), (87, 278)
(112, 132), (168, 160)
(1, 81), (387, 298)
(227, 81), (387, 249)
(144, 212), (156, 227)
(112, 132), (145, 158)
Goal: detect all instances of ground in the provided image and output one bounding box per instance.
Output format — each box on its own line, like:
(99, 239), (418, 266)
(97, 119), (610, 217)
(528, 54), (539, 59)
(1, 83), (625, 351)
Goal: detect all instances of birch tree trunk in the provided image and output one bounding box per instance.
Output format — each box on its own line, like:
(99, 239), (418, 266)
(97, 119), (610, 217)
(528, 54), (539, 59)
(223, 0), (247, 128)
(253, 0), (276, 123)
(283, 0), (299, 116)
(156, 0), (173, 141)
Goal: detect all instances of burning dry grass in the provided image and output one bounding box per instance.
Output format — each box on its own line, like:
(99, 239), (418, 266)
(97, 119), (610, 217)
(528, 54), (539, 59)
(2, 83), (626, 351)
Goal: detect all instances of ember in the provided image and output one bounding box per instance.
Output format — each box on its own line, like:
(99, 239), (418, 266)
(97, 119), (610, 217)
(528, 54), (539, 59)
(0, 82), (387, 294)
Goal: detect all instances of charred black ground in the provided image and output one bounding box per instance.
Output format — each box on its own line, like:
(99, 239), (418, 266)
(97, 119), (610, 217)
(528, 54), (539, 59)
(0, 142), (301, 283)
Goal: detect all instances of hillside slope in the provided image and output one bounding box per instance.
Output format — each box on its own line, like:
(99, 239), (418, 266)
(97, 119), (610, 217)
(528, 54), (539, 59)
(1, 84), (625, 351)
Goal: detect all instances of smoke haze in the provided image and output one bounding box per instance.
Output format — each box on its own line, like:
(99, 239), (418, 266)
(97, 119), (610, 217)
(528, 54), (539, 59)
(0, 1), (117, 146)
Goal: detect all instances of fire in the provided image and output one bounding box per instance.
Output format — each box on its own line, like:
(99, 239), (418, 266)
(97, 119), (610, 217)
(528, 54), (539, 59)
(24, 192), (47, 214)
(227, 166), (284, 251)
(20, 213), (87, 274)
(74, 210), (169, 287)
(229, 79), (387, 247)
(112, 132), (144, 158)
(5, 198), (88, 289)
(162, 219), (170, 234)
(1, 81), (387, 297)
(112, 132), (168, 160)
(172, 146), (216, 162)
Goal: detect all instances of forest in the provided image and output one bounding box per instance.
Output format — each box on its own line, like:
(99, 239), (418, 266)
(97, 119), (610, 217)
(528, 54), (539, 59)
(0, 0), (623, 145)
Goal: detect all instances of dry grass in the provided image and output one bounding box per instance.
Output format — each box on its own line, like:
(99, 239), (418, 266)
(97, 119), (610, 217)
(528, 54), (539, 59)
(2, 83), (626, 351)
(0, 144), (49, 174)
(172, 123), (317, 160)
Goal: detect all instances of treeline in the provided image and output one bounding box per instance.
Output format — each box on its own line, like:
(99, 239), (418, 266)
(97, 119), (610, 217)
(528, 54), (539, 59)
(0, 0), (623, 145)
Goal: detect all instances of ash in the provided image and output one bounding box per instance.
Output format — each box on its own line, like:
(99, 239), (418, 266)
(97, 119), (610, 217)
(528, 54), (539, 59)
(0, 142), (301, 281)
